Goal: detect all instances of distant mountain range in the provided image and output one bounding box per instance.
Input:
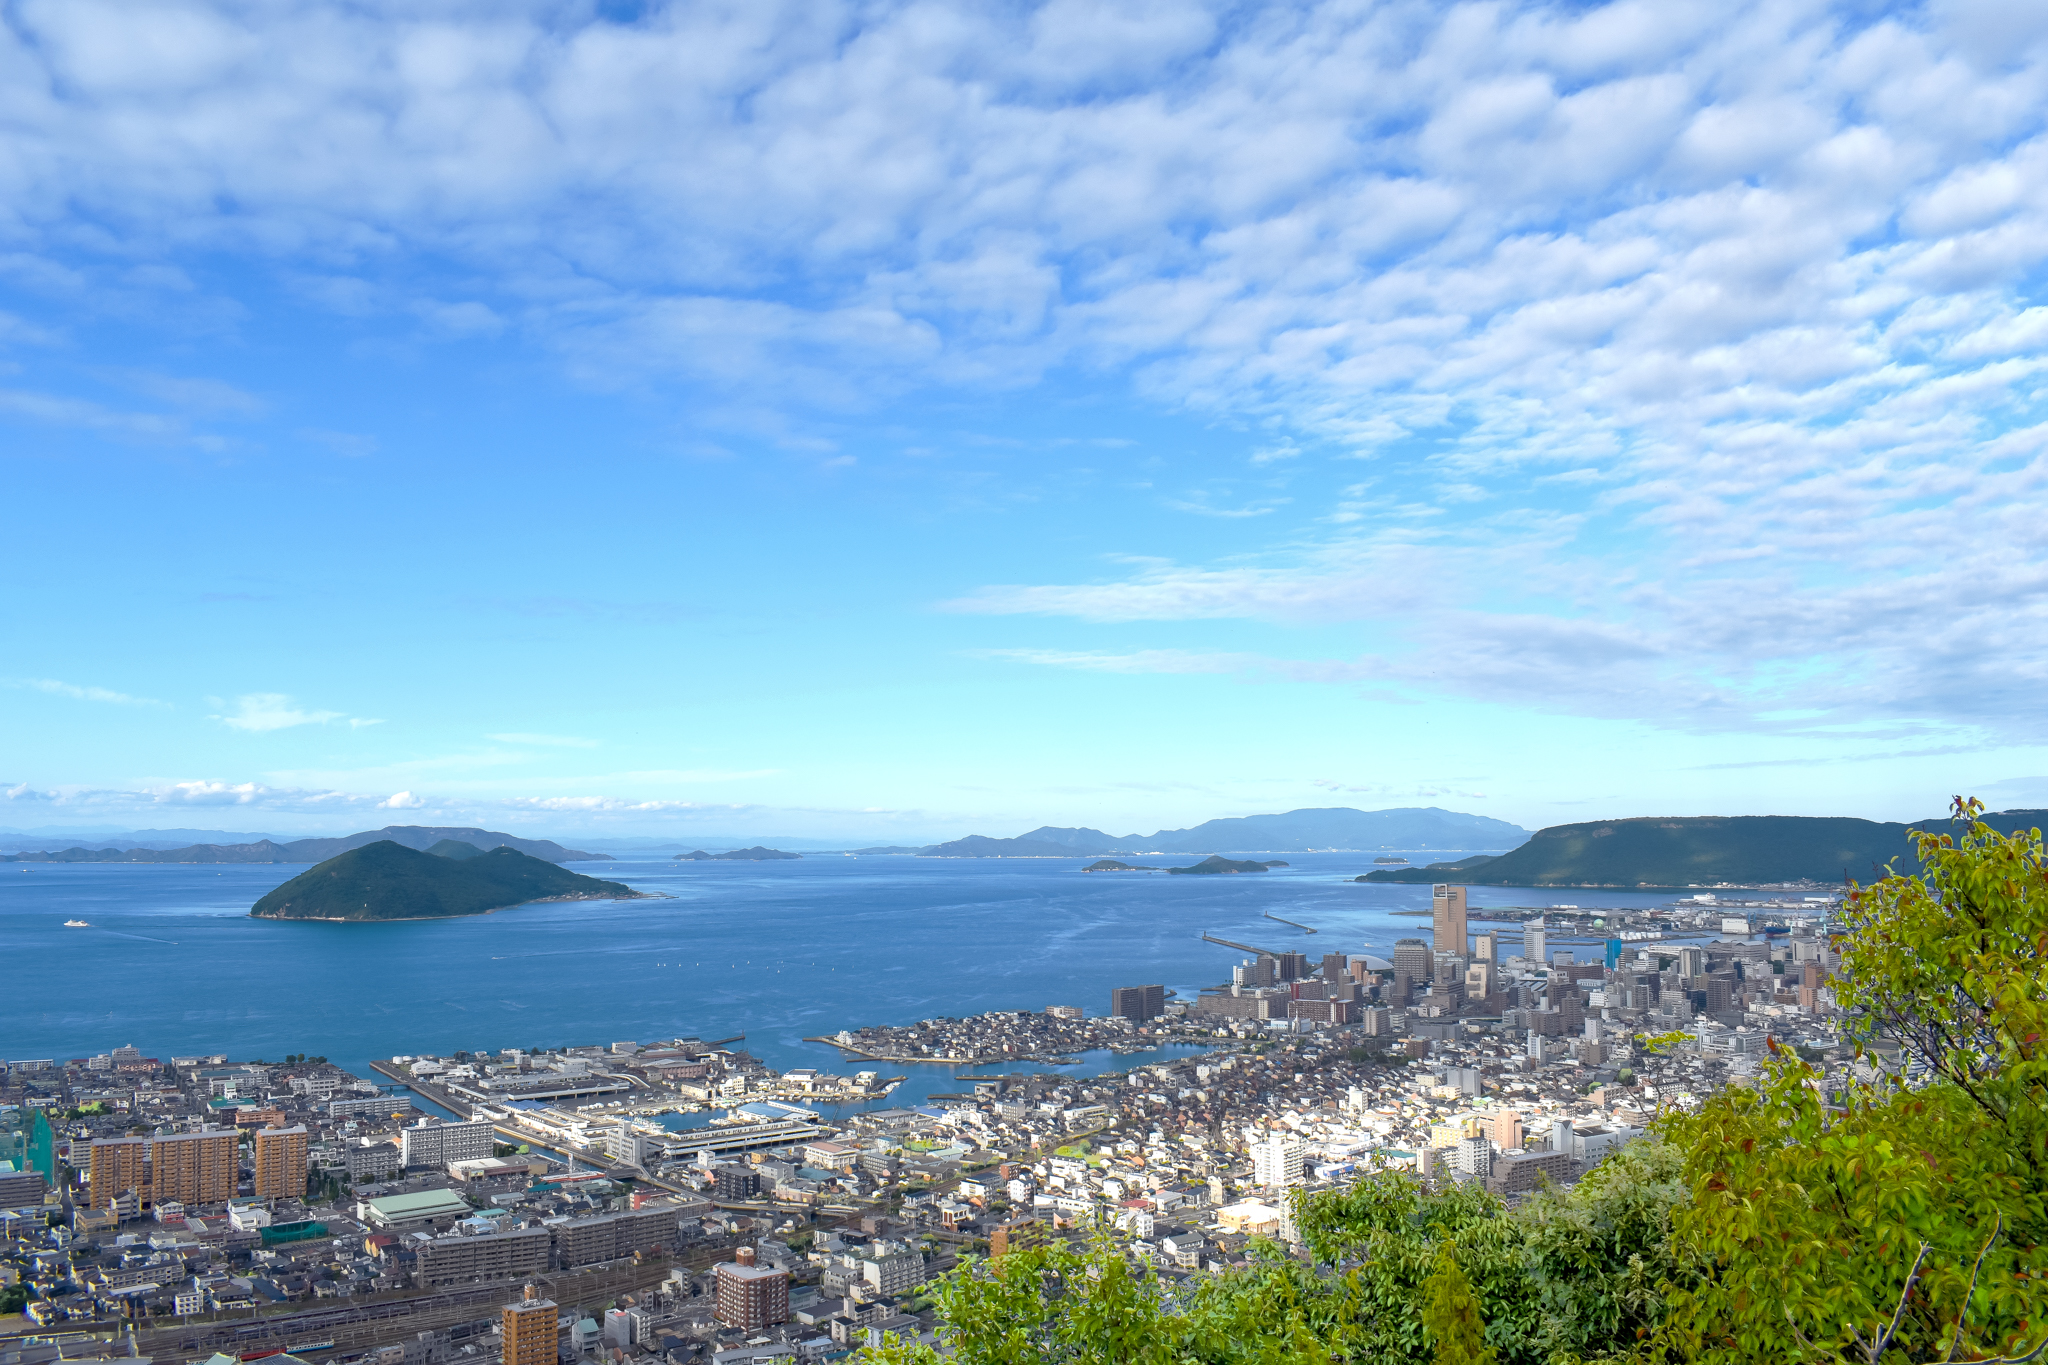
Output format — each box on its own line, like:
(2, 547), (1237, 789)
(250, 840), (640, 921)
(1360, 809), (2048, 887)
(1, 824), (602, 865)
(868, 807), (1530, 857)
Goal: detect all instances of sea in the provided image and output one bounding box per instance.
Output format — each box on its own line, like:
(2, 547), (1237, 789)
(0, 853), (1682, 1120)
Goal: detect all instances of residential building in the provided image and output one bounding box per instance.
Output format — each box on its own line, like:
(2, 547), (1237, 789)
(862, 1250), (925, 1297)
(253, 1125), (309, 1199)
(502, 1286), (559, 1365)
(399, 1118), (494, 1170)
(1251, 1133), (1304, 1189)
(418, 1227), (552, 1286)
(150, 1129), (238, 1206)
(1110, 985), (1165, 1023)
(716, 1247), (790, 1330)
(346, 1140), (400, 1182)
(87, 1136), (149, 1207)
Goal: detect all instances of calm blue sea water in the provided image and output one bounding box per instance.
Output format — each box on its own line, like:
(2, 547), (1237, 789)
(0, 853), (1668, 1112)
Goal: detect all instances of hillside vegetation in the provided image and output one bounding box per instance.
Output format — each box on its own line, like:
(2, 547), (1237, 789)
(1364, 809), (2048, 886)
(250, 841), (639, 921)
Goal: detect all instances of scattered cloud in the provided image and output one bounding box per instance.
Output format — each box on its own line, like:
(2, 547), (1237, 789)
(971, 648), (1257, 675)
(378, 791), (425, 809)
(10, 677), (166, 707)
(210, 693), (377, 732)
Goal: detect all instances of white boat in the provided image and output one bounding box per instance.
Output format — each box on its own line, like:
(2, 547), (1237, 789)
(63, 919), (89, 927)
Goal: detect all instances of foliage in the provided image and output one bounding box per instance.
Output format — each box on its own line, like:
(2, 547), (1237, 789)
(1422, 1242), (1495, 1365)
(1649, 801), (2048, 1364)
(864, 1148), (1687, 1365)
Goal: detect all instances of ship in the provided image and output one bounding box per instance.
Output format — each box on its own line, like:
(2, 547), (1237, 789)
(64, 919), (90, 927)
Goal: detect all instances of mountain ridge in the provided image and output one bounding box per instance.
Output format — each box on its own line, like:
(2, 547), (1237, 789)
(918, 806), (1528, 857)
(1359, 809), (2048, 886)
(2, 824), (602, 865)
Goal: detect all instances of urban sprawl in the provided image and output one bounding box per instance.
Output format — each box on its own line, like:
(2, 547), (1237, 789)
(0, 886), (1861, 1365)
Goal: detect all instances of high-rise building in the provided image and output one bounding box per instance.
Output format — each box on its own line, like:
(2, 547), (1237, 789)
(1274, 952), (1310, 983)
(1474, 933), (1496, 963)
(1250, 1134), (1305, 1189)
(1109, 985), (1165, 1022)
(1676, 946), (1706, 977)
(715, 1247), (789, 1329)
(502, 1285), (559, 1365)
(87, 1137), (149, 1208)
(150, 1129), (238, 1206)
(1432, 885), (1468, 956)
(1392, 938), (1433, 998)
(1522, 921), (1547, 964)
(1359, 1006), (1393, 1035)
(252, 1125), (308, 1199)
(1321, 952), (1349, 982)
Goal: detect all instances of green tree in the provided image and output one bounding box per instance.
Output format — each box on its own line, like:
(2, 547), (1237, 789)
(1653, 800), (2048, 1363)
(1422, 1242), (1495, 1365)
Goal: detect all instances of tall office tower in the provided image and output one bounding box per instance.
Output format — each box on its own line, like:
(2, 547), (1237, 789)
(715, 1247), (790, 1329)
(502, 1285), (559, 1365)
(1392, 938), (1433, 992)
(1474, 933), (1496, 963)
(1432, 885), (1469, 955)
(1523, 921), (1547, 964)
(253, 1125), (309, 1199)
(1109, 985), (1166, 1022)
(87, 1137), (148, 1207)
(150, 1129), (238, 1206)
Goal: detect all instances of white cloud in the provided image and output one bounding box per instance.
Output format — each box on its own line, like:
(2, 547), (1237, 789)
(10, 677), (165, 706)
(378, 791), (425, 809)
(4, 0), (2048, 745)
(211, 693), (372, 732)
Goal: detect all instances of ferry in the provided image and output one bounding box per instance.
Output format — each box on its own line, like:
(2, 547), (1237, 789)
(63, 919), (90, 927)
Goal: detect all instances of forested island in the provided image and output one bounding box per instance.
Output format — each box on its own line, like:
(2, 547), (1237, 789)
(674, 847), (801, 860)
(249, 841), (644, 921)
(1169, 855), (1288, 874)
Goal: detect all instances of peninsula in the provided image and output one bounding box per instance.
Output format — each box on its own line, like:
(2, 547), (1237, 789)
(249, 840), (644, 921)
(1358, 809), (2048, 887)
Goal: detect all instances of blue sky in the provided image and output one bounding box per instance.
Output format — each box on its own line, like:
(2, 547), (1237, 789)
(6, 0), (2048, 843)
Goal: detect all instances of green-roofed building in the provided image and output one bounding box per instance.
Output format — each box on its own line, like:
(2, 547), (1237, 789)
(359, 1188), (473, 1230)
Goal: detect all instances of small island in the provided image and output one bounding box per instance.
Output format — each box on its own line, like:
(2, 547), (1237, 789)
(1082, 859), (1165, 872)
(1168, 855), (1288, 875)
(1373, 855), (1409, 864)
(674, 847), (802, 861)
(250, 841), (645, 921)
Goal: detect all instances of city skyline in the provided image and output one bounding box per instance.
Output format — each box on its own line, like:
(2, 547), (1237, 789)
(9, 1), (2048, 840)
